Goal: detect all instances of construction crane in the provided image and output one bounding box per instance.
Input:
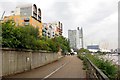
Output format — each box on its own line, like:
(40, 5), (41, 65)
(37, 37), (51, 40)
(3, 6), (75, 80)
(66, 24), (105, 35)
(0, 11), (5, 21)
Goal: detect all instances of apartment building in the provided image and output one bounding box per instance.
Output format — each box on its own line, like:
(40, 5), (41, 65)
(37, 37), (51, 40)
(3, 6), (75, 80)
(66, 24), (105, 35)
(42, 23), (55, 38)
(42, 21), (63, 38)
(4, 4), (42, 36)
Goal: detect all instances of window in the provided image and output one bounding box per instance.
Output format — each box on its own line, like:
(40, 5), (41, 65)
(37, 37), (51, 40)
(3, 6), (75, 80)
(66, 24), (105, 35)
(24, 22), (29, 25)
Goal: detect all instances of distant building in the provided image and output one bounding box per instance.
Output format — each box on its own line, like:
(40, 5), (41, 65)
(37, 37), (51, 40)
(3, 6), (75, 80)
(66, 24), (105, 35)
(42, 21), (63, 38)
(87, 45), (100, 52)
(3, 4), (42, 36)
(68, 27), (83, 50)
(68, 30), (77, 49)
(100, 49), (111, 53)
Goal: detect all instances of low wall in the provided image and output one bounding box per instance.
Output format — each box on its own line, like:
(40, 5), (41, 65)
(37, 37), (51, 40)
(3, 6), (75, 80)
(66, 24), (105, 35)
(0, 48), (61, 77)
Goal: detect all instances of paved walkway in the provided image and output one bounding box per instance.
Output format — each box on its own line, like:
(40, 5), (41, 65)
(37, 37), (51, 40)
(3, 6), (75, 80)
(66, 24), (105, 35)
(5, 55), (86, 79)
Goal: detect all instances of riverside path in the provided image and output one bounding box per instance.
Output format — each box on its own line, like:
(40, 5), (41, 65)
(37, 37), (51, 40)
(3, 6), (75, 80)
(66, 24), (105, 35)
(4, 55), (86, 79)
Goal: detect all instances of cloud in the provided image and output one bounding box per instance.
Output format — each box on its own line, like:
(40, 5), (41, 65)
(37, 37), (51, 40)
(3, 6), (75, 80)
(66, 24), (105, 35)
(0, 0), (118, 49)
(0, 2), (18, 18)
(84, 12), (118, 49)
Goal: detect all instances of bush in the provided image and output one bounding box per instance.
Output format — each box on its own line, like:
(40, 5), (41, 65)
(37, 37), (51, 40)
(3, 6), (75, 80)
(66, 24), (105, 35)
(54, 36), (71, 53)
(2, 20), (70, 52)
(78, 53), (118, 78)
(86, 54), (117, 78)
(78, 48), (90, 53)
(77, 53), (88, 70)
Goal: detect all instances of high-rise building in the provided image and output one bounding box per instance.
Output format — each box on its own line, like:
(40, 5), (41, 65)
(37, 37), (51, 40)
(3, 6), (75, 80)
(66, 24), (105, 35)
(68, 30), (77, 49)
(3, 4), (42, 36)
(68, 27), (83, 50)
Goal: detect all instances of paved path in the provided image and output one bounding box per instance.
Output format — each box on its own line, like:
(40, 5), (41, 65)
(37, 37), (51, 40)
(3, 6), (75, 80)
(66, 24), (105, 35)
(5, 55), (86, 79)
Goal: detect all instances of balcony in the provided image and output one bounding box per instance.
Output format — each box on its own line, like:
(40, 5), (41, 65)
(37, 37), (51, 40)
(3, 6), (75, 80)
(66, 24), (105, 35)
(38, 15), (41, 23)
(45, 27), (48, 30)
(33, 4), (37, 15)
(32, 12), (37, 20)
(33, 10), (37, 14)
(24, 18), (30, 22)
(42, 29), (46, 33)
(24, 22), (29, 25)
(48, 32), (50, 35)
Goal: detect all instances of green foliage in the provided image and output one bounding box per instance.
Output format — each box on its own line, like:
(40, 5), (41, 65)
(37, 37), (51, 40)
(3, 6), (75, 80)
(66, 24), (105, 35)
(77, 53), (88, 70)
(85, 54), (118, 78)
(2, 20), (20, 48)
(78, 48), (90, 53)
(2, 20), (70, 52)
(53, 36), (71, 53)
(2, 20), (40, 49)
(46, 38), (59, 52)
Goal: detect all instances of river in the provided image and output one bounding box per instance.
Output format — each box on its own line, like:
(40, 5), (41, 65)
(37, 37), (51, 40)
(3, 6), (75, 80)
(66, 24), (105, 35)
(100, 53), (119, 65)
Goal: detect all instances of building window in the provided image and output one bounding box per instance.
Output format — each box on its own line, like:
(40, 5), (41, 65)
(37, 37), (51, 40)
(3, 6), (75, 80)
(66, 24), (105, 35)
(23, 17), (30, 22)
(24, 22), (29, 25)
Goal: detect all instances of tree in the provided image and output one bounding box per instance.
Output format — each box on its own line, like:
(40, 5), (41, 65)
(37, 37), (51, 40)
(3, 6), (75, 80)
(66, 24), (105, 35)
(2, 20), (40, 49)
(2, 20), (21, 48)
(78, 48), (90, 53)
(2, 20), (71, 52)
(54, 36), (71, 53)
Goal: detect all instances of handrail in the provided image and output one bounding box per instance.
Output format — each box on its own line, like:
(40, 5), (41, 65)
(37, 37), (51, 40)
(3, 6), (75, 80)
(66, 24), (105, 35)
(86, 57), (109, 80)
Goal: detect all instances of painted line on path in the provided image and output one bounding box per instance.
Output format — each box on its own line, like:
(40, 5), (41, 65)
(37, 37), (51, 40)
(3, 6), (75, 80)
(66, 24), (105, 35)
(41, 61), (69, 80)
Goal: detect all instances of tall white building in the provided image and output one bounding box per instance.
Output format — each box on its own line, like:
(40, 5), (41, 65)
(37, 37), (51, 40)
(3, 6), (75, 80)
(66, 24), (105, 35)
(68, 30), (77, 49)
(68, 27), (83, 50)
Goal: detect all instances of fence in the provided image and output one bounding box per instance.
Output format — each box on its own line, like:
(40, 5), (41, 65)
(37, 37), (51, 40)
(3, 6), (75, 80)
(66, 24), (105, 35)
(86, 57), (109, 80)
(0, 48), (61, 76)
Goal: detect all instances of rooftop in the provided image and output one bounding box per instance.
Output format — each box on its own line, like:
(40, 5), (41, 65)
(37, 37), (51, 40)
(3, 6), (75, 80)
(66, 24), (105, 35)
(16, 3), (33, 8)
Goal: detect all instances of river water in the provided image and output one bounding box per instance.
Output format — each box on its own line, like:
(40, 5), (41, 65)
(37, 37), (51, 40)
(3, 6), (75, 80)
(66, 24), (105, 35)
(100, 53), (119, 65)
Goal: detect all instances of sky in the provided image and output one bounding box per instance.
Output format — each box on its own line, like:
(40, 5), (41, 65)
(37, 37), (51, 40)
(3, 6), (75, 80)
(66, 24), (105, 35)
(0, 0), (119, 49)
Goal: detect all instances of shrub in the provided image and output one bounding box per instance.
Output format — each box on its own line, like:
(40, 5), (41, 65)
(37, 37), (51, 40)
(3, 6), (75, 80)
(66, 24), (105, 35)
(2, 20), (70, 53)
(77, 53), (88, 70)
(85, 54), (117, 78)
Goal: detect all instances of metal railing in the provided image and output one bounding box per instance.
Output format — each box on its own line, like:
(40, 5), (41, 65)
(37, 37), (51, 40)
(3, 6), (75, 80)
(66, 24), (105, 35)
(86, 57), (109, 80)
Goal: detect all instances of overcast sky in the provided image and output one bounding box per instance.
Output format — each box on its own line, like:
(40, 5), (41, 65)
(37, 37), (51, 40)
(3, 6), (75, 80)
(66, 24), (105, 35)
(0, 0), (119, 49)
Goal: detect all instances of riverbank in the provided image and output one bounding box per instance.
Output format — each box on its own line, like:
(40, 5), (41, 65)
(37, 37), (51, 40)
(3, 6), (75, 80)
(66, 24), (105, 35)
(99, 53), (119, 65)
